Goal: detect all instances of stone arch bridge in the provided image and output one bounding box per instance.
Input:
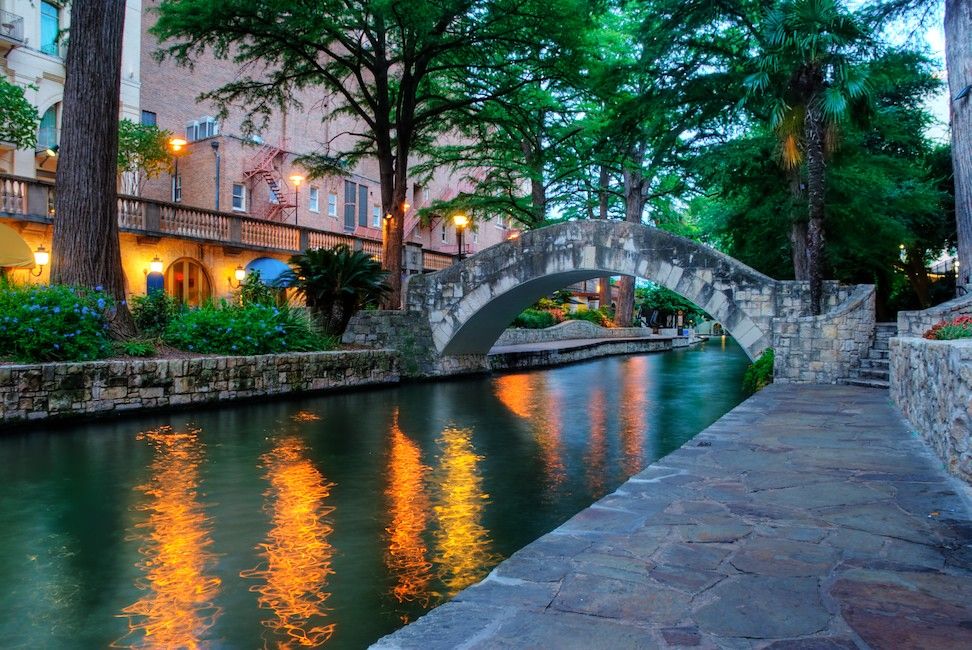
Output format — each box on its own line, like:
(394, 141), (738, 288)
(347, 220), (876, 381)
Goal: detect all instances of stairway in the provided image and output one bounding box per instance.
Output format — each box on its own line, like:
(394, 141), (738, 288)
(840, 322), (896, 389)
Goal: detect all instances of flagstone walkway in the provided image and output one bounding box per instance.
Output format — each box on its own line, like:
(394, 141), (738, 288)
(372, 384), (972, 649)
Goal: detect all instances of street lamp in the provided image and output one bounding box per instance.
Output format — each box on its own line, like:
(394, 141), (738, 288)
(453, 213), (469, 262)
(168, 137), (188, 203)
(290, 174), (304, 226)
(31, 245), (49, 277)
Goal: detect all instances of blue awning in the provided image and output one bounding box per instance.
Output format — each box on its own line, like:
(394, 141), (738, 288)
(245, 257), (292, 285)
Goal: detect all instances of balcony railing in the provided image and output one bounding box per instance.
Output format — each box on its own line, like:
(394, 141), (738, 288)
(0, 174), (457, 271)
(0, 10), (24, 45)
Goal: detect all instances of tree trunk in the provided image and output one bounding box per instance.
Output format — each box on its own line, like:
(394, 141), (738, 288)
(946, 0), (972, 288)
(380, 165), (406, 310)
(521, 137), (546, 226)
(788, 170), (809, 280)
(616, 160), (645, 327)
(900, 253), (932, 309)
(50, 0), (134, 336)
(804, 104), (827, 315)
(597, 165), (612, 311)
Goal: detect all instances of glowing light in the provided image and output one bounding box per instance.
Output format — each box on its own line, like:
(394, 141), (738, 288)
(241, 436), (336, 647)
(168, 137), (188, 153)
(234, 266), (246, 282)
(291, 410), (321, 422)
(117, 426), (221, 649)
(289, 174), (304, 187)
(385, 411), (434, 617)
(149, 257), (164, 274)
(452, 214), (469, 229)
(494, 374), (565, 496)
(431, 426), (496, 596)
(33, 245), (50, 268)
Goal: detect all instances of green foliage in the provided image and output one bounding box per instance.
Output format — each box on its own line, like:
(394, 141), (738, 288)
(924, 316), (972, 341)
(280, 245), (389, 336)
(117, 119), (172, 195)
(0, 79), (38, 149)
(237, 270), (277, 307)
(0, 281), (113, 362)
(131, 291), (182, 337)
(564, 307), (612, 327)
(512, 309), (558, 329)
(743, 348), (775, 394)
(637, 284), (706, 322)
(114, 339), (157, 357)
(163, 301), (334, 355)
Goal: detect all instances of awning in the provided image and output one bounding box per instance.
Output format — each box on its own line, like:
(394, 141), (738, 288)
(245, 257), (292, 285)
(0, 223), (34, 268)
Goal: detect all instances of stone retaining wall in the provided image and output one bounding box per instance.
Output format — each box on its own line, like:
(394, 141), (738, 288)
(493, 320), (652, 347)
(772, 285), (876, 384)
(897, 291), (972, 336)
(890, 337), (972, 483)
(0, 350), (400, 426)
(489, 337), (673, 371)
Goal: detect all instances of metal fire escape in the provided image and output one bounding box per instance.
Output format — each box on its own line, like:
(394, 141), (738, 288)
(242, 144), (295, 222)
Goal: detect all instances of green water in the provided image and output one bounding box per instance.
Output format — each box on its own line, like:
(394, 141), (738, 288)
(0, 341), (748, 649)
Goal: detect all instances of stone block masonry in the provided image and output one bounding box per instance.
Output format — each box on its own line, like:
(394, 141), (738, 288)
(891, 337), (972, 484)
(0, 350), (400, 427)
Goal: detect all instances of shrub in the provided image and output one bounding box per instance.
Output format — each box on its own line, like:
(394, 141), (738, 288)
(512, 308), (557, 329)
(743, 348), (774, 393)
(564, 307), (612, 327)
(163, 301), (335, 355)
(237, 270), (278, 307)
(924, 315), (972, 340)
(114, 339), (157, 357)
(130, 291), (181, 337)
(0, 281), (113, 362)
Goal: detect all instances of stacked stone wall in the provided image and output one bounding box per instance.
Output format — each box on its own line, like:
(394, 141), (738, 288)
(494, 321), (654, 346)
(897, 293), (972, 336)
(890, 338), (972, 483)
(772, 285), (876, 384)
(490, 338), (672, 371)
(0, 350), (399, 426)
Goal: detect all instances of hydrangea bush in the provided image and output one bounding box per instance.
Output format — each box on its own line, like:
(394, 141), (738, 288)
(163, 301), (335, 355)
(0, 282), (114, 362)
(923, 315), (972, 341)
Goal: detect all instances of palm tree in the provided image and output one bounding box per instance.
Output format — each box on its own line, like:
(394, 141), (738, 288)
(279, 245), (389, 336)
(745, 0), (871, 313)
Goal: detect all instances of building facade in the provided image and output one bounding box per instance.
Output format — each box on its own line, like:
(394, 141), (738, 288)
(0, 0), (515, 304)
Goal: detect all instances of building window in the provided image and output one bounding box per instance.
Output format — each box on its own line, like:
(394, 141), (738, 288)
(423, 188), (431, 202)
(186, 116), (218, 142)
(141, 111), (157, 127)
(371, 205), (381, 228)
(269, 186), (278, 204)
(327, 192), (337, 217)
(343, 181), (356, 230)
(232, 183), (246, 211)
(165, 257), (212, 307)
(171, 175), (183, 203)
(473, 229), (479, 244)
(440, 223), (447, 242)
(37, 105), (57, 151)
(40, 2), (59, 56)
(309, 187), (320, 213)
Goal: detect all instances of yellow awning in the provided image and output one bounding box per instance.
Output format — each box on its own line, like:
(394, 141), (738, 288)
(0, 223), (34, 268)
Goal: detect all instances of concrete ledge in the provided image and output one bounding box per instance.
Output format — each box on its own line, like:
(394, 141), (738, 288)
(0, 349), (401, 427)
(890, 336), (972, 483)
(494, 321), (655, 347)
(488, 337), (677, 371)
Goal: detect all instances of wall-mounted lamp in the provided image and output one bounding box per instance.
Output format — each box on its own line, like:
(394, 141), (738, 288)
(149, 256), (164, 274)
(230, 265), (246, 288)
(31, 245), (49, 277)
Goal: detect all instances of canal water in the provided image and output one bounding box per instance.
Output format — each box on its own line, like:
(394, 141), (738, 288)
(0, 341), (748, 649)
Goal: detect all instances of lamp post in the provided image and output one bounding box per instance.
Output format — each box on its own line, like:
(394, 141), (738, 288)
(453, 213), (469, 262)
(289, 174), (304, 226)
(168, 137), (187, 203)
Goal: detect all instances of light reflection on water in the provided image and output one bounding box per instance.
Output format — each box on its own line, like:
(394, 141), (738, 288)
(0, 344), (750, 649)
(240, 434), (336, 648)
(114, 426), (221, 649)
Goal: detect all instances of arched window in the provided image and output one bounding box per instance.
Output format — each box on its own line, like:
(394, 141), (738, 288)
(37, 105), (58, 151)
(164, 257), (212, 306)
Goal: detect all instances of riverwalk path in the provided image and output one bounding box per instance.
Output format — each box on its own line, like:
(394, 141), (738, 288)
(373, 384), (972, 649)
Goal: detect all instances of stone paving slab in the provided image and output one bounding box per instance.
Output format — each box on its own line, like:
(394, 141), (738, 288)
(372, 385), (972, 649)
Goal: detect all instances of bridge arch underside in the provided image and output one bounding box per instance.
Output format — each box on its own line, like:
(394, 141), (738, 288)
(417, 222), (778, 361)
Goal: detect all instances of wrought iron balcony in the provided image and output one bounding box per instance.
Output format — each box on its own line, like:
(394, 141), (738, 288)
(0, 9), (24, 46)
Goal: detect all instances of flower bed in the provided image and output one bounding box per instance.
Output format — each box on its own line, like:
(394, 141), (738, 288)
(924, 315), (972, 341)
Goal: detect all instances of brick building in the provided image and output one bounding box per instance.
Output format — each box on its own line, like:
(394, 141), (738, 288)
(0, 0), (515, 304)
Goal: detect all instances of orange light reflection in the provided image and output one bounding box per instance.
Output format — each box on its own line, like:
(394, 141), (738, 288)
(385, 411), (435, 617)
(431, 426), (497, 596)
(585, 388), (608, 496)
(619, 357), (648, 475)
(241, 436), (336, 648)
(495, 374), (565, 496)
(115, 426), (221, 649)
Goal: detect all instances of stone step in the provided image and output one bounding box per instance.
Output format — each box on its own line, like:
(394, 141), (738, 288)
(872, 339), (889, 351)
(841, 377), (890, 390)
(861, 358), (890, 369)
(875, 322), (898, 329)
(868, 349), (890, 360)
(855, 367), (890, 381)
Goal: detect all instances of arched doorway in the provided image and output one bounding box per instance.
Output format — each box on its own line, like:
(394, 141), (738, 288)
(165, 257), (212, 306)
